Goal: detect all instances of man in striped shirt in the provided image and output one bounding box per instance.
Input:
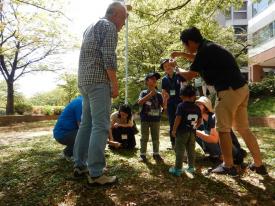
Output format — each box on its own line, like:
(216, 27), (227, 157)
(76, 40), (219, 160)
(73, 2), (127, 187)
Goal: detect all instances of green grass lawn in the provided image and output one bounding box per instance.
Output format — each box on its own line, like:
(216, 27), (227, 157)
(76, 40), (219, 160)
(0, 121), (274, 206)
(248, 96), (275, 117)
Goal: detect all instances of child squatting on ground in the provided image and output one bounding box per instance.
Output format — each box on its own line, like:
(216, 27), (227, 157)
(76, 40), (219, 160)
(169, 85), (202, 176)
(138, 72), (164, 163)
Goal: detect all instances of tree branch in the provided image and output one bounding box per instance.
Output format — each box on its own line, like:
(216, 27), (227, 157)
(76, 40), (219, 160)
(0, 55), (9, 80)
(17, 47), (39, 62)
(136, 0), (192, 28)
(14, 0), (72, 21)
(0, 65), (8, 80)
(0, 31), (16, 46)
(16, 44), (57, 70)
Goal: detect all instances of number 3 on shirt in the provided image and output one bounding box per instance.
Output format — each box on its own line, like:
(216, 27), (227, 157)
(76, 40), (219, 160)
(187, 114), (198, 129)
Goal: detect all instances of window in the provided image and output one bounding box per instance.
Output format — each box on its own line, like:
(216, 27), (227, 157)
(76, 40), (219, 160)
(252, 20), (275, 47)
(233, 12), (247, 19)
(252, 0), (275, 17)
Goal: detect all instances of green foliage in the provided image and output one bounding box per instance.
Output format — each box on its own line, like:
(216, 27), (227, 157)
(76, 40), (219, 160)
(248, 96), (275, 117)
(0, 80), (29, 108)
(14, 103), (33, 115)
(31, 105), (64, 115)
(249, 75), (275, 98)
(115, 0), (246, 104)
(53, 106), (64, 115)
(0, 108), (6, 115)
(29, 88), (67, 106)
(58, 73), (79, 104)
(42, 106), (53, 116)
(0, 0), (76, 114)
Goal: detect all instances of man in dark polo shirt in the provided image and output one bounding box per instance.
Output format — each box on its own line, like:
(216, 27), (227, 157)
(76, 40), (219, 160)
(171, 27), (267, 176)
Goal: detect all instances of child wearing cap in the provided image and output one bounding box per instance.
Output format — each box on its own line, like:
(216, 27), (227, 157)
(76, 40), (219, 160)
(169, 85), (202, 176)
(137, 72), (164, 163)
(160, 58), (187, 150)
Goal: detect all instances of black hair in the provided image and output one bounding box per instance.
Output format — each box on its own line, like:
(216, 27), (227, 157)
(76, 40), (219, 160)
(180, 85), (196, 97)
(118, 104), (132, 123)
(180, 27), (203, 45)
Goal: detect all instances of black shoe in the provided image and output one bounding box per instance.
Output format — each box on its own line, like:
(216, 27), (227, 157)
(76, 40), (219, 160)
(211, 163), (238, 176)
(73, 166), (89, 179)
(139, 155), (147, 163)
(248, 163), (268, 176)
(153, 154), (164, 162)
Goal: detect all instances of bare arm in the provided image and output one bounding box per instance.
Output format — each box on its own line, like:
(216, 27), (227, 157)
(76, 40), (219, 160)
(172, 116), (182, 137)
(137, 90), (156, 105)
(196, 127), (219, 144)
(161, 89), (169, 110)
(171, 51), (196, 62)
(106, 69), (119, 98)
(178, 70), (199, 81)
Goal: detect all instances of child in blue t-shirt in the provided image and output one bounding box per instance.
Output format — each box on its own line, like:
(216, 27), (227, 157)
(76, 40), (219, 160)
(138, 72), (164, 163)
(169, 85), (202, 176)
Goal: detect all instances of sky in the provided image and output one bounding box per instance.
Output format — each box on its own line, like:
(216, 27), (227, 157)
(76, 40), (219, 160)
(16, 0), (113, 97)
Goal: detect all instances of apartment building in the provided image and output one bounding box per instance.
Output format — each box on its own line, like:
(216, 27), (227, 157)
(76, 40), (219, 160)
(216, 1), (249, 80)
(247, 0), (275, 82)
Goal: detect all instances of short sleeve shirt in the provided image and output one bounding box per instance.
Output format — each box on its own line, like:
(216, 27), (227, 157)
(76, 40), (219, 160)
(161, 73), (186, 105)
(139, 90), (163, 122)
(201, 112), (215, 134)
(53, 96), (83, 139)
(190, 39), (246, 91)
(175, 101), (201, 132)
(110, 111), (134, 126)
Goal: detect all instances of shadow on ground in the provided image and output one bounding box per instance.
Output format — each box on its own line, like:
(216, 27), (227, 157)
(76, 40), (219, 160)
(0, 125), (274, 205)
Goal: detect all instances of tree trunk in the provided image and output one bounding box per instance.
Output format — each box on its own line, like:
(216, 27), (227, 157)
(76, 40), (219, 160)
(6, 80), (14, 115)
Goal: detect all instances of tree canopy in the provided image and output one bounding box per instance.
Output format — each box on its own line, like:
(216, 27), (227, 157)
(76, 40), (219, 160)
(114, 0), (246, 105)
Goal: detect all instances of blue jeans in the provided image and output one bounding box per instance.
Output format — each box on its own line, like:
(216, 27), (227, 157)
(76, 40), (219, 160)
(56, 130), (78, 157)
(73, 83), (111, 177)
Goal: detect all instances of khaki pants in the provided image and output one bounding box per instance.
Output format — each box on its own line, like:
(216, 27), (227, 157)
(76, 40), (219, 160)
(215, 84), (249, 132)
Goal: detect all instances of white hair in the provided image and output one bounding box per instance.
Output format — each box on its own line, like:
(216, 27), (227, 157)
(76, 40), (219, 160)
(105, 1), (125, 18)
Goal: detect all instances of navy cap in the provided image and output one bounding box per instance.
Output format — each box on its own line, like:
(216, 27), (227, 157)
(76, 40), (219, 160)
(145, 72), (161, 81)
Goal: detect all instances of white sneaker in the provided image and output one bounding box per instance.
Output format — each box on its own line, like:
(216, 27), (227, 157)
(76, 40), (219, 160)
(87, 175), (117, 187)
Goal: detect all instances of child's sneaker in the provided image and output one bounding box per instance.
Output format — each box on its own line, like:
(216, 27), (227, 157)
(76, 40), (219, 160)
(169, 167), (183, 176)
(185, 167), (196, 173)
(139, 155), (147, 163)
(153, 154), (164, 162)
(248, 163), (268, 176)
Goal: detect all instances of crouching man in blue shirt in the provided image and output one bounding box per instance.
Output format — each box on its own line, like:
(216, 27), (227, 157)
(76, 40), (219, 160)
(53, 96), (82, 161)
